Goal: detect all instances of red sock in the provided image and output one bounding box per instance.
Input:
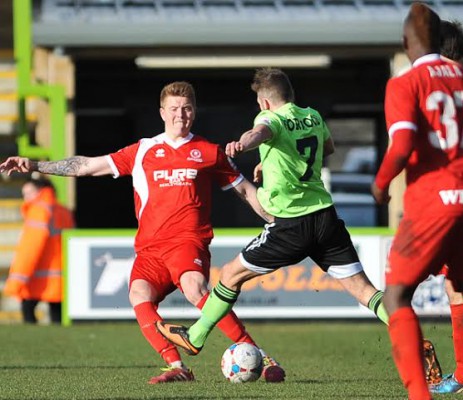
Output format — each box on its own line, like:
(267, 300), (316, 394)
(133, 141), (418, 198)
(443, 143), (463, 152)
(388, 307), (431, 400)
(197, 293), (256, 345)
(451, 303), (463, 382)
(134, 301), (181, 365)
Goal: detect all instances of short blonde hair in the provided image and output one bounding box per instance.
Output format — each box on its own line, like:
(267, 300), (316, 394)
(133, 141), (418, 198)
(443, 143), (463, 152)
(160, 81), (196, 108)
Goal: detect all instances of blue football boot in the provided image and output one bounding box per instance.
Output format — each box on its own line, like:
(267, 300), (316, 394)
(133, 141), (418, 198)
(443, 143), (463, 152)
(429, 374), (463, 394)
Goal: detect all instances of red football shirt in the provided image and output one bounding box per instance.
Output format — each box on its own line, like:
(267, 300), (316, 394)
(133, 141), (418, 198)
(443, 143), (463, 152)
(384, 54), (463, 217)
(107, 133), (243, 252)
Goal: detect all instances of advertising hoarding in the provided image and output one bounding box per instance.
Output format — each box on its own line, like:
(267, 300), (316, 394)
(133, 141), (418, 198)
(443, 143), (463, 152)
(64, 229), (450, 324)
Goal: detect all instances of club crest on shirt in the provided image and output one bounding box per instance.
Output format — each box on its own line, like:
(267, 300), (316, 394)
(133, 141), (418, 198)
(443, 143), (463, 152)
(187, 149), (203, 162)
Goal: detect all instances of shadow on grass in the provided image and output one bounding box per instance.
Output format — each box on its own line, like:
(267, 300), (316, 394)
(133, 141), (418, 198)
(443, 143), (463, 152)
(293, 378), (398, 384)
(0, 365), (154, 370)
(291, 378), (403, 398)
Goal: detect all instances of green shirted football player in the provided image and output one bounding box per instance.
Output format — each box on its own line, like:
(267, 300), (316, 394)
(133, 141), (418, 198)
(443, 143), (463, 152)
(157, 68), (439, 383)
(252, 97), (333, 218)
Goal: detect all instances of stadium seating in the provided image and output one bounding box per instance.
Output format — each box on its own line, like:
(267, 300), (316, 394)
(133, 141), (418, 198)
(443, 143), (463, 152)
(34, 0), (463, 46)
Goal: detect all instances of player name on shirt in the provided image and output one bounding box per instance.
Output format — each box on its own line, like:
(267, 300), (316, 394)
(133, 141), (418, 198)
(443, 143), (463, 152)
(427, 64), (463, 78)
(282, 115), (321, 132)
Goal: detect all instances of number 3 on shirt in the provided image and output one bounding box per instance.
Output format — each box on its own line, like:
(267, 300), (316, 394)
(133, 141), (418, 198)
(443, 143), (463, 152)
(296, 136), (318, 181)
(427, 90), (463, 150)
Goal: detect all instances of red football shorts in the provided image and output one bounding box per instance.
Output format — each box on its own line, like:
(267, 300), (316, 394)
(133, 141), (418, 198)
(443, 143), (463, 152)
(386, 214), (463, 287)
(130, 238), (211, 302)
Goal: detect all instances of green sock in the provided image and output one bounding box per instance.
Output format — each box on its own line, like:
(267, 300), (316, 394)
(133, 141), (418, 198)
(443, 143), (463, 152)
(367, 290), (389, 326)
(189, 281), (239, 348)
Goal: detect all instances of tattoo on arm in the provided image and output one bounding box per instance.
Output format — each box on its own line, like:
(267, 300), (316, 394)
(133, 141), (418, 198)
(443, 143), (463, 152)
(36, 156), (89, 176)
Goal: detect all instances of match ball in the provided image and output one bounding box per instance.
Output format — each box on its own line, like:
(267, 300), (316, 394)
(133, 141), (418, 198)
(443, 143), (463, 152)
(221, 342), (263, 383)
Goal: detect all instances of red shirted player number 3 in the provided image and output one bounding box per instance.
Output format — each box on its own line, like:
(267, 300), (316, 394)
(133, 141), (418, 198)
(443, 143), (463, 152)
(428, 90), (463, 150)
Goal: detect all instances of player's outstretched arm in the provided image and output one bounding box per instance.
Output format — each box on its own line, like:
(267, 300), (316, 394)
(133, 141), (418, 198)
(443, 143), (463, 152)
(233, 178), (274, 223)
(225, 125), (273, 158)
(0, 155), (112, 177)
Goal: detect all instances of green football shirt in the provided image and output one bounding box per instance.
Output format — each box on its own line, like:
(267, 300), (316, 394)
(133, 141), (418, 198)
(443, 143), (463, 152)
(254, 102), (333, 217)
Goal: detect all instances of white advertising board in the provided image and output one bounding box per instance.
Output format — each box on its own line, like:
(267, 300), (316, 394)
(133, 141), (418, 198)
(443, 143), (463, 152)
(64, 231), (450, 323)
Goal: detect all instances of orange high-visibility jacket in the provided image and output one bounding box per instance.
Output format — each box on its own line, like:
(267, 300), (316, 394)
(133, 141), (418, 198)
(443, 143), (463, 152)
(4, 187), (75, 302)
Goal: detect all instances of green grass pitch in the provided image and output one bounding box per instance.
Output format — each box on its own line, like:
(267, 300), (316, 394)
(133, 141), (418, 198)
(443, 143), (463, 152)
(0, 321), (457, 399)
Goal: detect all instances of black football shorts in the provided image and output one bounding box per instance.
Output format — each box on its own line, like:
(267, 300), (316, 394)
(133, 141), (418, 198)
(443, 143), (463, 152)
(241, 205), (360, 272)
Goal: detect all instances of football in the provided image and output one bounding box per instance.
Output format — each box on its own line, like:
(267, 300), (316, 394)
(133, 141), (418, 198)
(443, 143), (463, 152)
(221, 342), (263, 383)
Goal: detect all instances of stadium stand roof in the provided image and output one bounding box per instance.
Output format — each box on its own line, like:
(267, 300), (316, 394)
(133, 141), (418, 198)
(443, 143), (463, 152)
(35, 0), (463, 46)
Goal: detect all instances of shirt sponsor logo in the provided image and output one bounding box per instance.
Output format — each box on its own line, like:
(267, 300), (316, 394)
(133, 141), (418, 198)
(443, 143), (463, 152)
(187, 149), (203, 162)
(153, 168), (198, 187)
(155, 148), (165, 158)
(439, 189), (463, 205)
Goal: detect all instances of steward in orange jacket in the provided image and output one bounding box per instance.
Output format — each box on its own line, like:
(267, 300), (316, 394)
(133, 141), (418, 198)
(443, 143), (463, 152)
(4, 178), (74, 323)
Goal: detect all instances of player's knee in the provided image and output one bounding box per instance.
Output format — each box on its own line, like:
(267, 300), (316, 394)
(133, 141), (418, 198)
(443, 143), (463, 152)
(128, 282), (157, 306)
(220, 261), (252, 291)
(182, 281), (208, 306)
(180, 271), (208, 306)
(129, 289), (147, 306)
